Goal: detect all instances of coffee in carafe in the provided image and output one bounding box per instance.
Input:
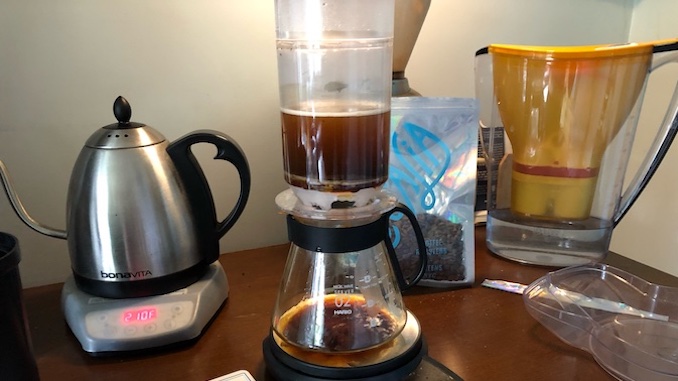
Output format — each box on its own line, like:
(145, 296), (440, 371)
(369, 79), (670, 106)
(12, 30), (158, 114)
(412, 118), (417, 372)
(277, 294), (398, 352)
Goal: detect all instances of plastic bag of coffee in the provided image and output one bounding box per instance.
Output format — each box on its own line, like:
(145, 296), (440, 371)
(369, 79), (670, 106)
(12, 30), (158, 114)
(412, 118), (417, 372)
(386, 97), (477, 287)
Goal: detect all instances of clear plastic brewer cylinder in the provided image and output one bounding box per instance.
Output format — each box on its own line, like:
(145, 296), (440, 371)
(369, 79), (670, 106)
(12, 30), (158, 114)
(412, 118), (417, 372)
(275, 0), (395, 193)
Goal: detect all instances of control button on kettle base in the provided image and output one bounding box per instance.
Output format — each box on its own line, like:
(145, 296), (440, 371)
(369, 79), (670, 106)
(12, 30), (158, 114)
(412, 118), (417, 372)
(104, 325), (118, 337)
(172, 304), (184, 314)
(164, 319), (177, 330)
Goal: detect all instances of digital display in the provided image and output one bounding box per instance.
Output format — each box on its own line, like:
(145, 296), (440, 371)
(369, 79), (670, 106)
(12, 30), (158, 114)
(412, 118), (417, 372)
(122, 307), (158, 324)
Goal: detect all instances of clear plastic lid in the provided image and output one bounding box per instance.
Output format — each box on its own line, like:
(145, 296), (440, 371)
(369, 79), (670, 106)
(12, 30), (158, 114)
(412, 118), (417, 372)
(524, 263), (678, 381)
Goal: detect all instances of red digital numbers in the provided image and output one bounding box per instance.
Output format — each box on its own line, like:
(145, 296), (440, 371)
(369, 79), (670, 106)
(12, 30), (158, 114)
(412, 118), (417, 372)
(122, 307), (157, 324)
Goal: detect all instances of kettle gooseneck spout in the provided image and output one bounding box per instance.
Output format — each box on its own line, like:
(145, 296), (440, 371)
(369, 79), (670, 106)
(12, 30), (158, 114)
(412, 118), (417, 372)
(0, 160), (67, 239)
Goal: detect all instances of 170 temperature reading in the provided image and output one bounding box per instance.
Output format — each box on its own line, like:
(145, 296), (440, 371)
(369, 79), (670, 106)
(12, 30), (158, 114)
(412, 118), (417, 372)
(122, 307), (158, 324)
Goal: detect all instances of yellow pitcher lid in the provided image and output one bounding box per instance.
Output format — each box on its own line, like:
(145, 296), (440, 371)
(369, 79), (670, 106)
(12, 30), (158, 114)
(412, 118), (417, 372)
(488, 38), (677, 59)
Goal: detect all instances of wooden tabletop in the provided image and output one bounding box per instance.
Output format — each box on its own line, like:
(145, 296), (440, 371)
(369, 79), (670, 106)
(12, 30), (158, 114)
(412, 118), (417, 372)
(24, 227), (678, 381)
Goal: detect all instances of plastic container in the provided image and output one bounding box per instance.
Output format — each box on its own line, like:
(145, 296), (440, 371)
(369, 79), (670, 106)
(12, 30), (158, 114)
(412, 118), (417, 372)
(0, 232), (40, 381)
(524, 263), (678, 381)
(275, 0), (394, 203)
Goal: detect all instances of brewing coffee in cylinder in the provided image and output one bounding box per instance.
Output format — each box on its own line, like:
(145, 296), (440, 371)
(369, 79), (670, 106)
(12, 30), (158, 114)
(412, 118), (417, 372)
(275, 0), (394, 199)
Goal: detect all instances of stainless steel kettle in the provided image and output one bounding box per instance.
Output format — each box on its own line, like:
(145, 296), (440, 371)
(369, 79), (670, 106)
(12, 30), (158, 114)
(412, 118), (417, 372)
(0, 96), (251, 298)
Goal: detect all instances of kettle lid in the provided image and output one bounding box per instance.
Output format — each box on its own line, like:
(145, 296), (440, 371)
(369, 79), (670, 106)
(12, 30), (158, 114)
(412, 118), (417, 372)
(84, 96), (166, 149)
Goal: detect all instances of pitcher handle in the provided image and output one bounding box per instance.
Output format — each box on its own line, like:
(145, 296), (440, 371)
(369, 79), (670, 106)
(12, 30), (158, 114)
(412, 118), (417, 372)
(384, 204), (428, 291)
(167, 130), (251, 246)
(615, 41), (678, 225)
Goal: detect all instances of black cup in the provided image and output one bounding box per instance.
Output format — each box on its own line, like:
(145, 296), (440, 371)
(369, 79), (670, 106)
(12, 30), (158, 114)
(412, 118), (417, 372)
(0, 233), (40, 381)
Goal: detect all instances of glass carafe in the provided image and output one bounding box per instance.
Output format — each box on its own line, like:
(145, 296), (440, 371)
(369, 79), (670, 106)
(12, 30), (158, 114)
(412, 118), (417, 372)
(272, 205), (426, 353)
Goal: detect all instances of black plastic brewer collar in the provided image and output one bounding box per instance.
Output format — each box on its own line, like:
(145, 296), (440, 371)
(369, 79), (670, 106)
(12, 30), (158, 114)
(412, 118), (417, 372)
(287, 215), (387, 253)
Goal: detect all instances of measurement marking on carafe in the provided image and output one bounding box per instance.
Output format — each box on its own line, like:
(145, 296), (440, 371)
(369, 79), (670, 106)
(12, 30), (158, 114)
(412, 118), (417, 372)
(333, 284), (354, 291)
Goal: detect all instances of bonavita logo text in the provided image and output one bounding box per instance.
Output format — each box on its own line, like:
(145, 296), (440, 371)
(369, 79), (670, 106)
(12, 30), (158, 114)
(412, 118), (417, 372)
(100, 270), (153, 279)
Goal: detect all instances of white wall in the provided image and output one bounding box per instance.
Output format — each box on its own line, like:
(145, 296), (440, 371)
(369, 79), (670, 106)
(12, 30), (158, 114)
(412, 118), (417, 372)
(0, 1), (287, 287)
(610, 0), (678, 276)
(406, 0), (634, 97)
(0, 0), (636, 287)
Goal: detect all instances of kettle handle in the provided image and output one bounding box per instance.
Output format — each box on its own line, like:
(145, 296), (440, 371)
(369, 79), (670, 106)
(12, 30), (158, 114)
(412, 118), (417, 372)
(384, 204), (427, 291)
(167, 130), (251, 242)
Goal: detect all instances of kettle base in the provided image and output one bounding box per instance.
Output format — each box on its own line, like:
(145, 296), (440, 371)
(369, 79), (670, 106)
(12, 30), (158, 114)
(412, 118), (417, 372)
(62, 260), (228, 354)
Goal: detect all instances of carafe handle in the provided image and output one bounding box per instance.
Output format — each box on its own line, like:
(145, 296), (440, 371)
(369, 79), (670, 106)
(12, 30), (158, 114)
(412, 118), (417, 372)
(384, 204), (427, 291)
(615, 40), (678, 225)
(167, 130), (251, 257)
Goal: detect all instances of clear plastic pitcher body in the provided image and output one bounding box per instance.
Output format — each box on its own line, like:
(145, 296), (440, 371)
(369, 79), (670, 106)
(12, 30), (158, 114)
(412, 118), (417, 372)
(493, 45), (650, 221)
(275, 0), (394, 195)
(476, 40), (678, 266)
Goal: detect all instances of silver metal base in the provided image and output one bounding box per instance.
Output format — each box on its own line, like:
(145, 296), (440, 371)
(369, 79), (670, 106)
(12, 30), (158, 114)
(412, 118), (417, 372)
(61, 261), (228, 354)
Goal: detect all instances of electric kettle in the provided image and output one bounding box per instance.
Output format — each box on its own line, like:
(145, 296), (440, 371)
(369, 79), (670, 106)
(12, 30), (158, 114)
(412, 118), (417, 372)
(0, 96), (251, 298)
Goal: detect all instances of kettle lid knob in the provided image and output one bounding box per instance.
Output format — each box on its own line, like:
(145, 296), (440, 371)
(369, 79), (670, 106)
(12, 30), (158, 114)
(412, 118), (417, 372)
(84, 96), (166, 148)
(113, 96), (132, 126)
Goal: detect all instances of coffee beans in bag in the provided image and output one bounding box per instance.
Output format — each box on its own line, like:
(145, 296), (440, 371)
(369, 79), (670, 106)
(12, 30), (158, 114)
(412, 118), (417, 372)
(386, 97), (477, 287)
